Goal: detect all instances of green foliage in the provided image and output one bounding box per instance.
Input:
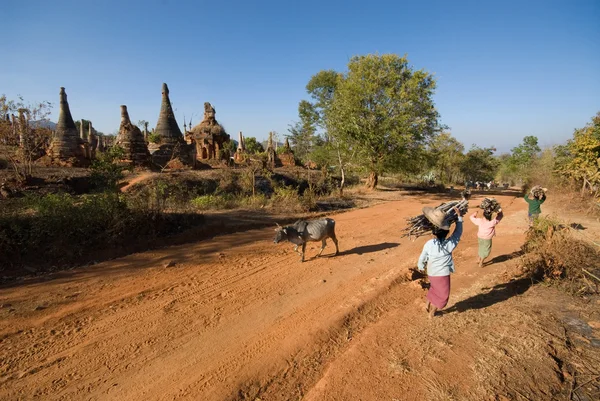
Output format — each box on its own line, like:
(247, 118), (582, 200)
(460, 145), (499, 182)
(497, 136), (541, 184)
(244, 137), (264, 154)
(90, 146), (129, 191)
(271, 185), (305, 212)
(427, 132), (465, 184)
(287, 100), (320, 162)
(304, 54), (441, 188)
(148, 132), (161, 144)
(555, 112), (600, 195)
(226, 140), (237, 154)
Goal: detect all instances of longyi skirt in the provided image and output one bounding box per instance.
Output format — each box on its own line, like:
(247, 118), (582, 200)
(478, 238), (492, 259)
(427, 275), (451, 309)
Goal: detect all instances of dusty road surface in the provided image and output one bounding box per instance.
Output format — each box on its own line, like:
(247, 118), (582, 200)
(2, 191), (595, 400)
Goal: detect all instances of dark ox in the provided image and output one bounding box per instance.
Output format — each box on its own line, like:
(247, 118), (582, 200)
(274, 218), (339, 262)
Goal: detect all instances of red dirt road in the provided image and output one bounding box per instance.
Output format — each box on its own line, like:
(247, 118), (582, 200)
(1, 192), (532, 400)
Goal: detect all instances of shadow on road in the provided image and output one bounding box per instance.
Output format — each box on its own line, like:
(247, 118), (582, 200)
(444, 277), (533, 314)
(485, 250), (524, 266)
(338, 242), (400, 256)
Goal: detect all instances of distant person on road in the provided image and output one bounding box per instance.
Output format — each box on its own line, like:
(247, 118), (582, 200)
(469, 208), (503, 267)
(417, 207), (463, 319)
(524, 189), (546, 226)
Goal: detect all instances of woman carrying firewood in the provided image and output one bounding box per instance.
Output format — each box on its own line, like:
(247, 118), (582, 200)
(524, 186), (546, 226)
(417, 207), (463, 319)
(470, 208), (503, 267)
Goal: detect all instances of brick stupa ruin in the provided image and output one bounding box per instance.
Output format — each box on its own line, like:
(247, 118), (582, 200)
(47, 87), (86, 165)
(234, 131), (247, 162)
(115, 105), (150, 165)
(278, 137), (296, 167)
(149, 83), (193, 168)
(190, 102), (230, 163)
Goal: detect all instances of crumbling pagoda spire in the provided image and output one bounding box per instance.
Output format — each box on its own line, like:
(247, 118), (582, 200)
(115, 105), (150, 165)
(155, 83), (183, 143)
(189, 102), (230, 162)
(237, 131), (245, 152)
(149, 83), (193, 167)
(47, 87), (85, 163)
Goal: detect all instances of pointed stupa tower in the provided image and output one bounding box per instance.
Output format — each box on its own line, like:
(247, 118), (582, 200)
(48, 87), (85, 163)
(237, 131), (245, 153)
(266, 131), (276, 168)
(115, 105), (150, 165)
(278, 137), (296, 167)
(155, 83), (183, 144)
(149, 83), (192, 167)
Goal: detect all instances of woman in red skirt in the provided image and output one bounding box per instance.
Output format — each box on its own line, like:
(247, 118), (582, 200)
(417, 207), (464, 318)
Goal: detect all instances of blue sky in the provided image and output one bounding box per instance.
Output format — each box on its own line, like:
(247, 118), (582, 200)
(3, 0), (599, 153)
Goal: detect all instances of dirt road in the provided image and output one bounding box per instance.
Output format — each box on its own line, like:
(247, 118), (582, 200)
(0, 191), (558, 400)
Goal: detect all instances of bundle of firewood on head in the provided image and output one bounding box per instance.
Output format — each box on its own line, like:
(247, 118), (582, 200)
(401, 198), (469, 240)
(530, 185), (547, 199)
(480, 197), (501, 214)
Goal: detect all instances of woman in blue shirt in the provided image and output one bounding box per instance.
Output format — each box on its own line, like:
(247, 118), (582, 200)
(418, 207), (463, 318)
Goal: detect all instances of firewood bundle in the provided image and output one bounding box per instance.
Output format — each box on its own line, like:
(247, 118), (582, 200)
(480, 197), (501, 214)
(530, 185), (546, 199)
(401, 199), (469, 240)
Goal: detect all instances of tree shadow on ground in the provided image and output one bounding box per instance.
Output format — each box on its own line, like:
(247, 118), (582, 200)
(337, 242), (400, 256)
(484, 250), (524, 266)
(444, 277), (533, 314)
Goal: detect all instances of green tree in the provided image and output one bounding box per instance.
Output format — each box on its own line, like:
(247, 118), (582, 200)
(555, 112), (600, 195)
(460, 146), (499, 182)
(288, 100), (319, 162)
(244, 137), (264, 154)
(499, 135), (541, 184)
(428, 132), (465, 184)
(314, 54), (441, 188)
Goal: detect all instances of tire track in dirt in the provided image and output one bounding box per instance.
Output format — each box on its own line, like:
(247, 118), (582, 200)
(0, 192), (521, 400)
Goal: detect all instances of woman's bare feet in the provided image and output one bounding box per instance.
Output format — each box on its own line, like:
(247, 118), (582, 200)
(428, 305), (438, 319)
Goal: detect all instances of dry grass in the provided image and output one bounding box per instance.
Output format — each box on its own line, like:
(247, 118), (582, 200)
(521, 217), (600, 295)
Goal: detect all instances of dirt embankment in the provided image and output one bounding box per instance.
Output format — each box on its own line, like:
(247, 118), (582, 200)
(1, 191), (598, 400)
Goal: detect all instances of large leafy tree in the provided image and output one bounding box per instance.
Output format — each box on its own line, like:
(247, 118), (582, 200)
(287, 100), (319, 162)
(428, 132), (465, 184)
(315, 54), (441, 188)
(555, 112), (600, 195)
(244, 137), (264, 154)
(498, 135), (541, 184)
(460, 145), (499, 182)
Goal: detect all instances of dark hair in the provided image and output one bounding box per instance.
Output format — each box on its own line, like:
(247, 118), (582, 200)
(483, 211), (493, 221)
(432, 226), (449, 240)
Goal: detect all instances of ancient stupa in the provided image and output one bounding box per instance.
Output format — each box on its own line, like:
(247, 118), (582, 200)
(278, 137), (296, 167)
(266, 131), (276, 169)
(115, 105), (150, 165)
(190, 102), (230, 162)
(149, 83), (192, 167)
(234, 131), (246, 162)
(47, 87), (85, 164)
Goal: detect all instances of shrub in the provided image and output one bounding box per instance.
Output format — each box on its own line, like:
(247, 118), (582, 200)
(270, 185), (305, 212)
(0, 192), (205, 272)
(148, 132), (161, 144)
(191, 193), (241, 210)
(90, 146), (129, 191)
(521, 216), (600, 295)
